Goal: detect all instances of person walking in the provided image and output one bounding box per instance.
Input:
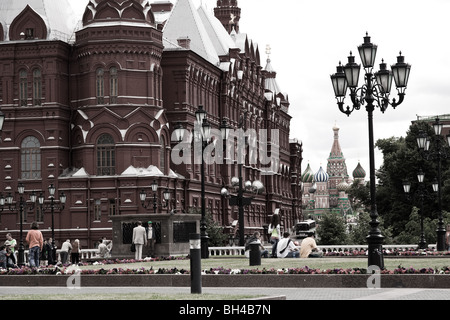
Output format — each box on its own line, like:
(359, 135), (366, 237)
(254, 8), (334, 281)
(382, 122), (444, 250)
(25, 222), (44, 268)
(71, 239), (81, 265)
(132, 221), (147, 260)
(268, 209), (281, 257)
(60, 239), (72, 264)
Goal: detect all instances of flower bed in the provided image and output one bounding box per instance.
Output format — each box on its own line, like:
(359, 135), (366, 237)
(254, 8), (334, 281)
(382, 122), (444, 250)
(1, 265), (450, 276)
(323, 248), (450, 257)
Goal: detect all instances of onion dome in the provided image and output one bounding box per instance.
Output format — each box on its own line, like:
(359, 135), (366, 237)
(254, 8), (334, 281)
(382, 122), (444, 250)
(301, 163), (314, 183)
(337, 179), (350, 192)
(353, 162), (366, 179)
(308, 183), (317, 194)
(314, 166), (329, 183)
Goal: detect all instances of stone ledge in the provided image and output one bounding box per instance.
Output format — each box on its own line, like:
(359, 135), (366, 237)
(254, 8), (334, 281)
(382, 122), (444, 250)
(1, 274), (450, 288)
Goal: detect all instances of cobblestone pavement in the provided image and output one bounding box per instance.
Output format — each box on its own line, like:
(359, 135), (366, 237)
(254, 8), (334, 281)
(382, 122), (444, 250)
(1, 286), (450, 300)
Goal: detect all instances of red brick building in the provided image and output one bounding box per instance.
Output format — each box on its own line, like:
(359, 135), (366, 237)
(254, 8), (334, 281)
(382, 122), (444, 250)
(0, 0), (302, 248)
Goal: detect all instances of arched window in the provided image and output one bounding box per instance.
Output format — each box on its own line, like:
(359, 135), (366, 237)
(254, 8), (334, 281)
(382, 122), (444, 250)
(97, 134), (115, 176)
(110, 67), (118, 104)
(96, 68), (104, 104)
(21, 136), (41, 179)
(33, 69), (42, 106)
(19, 70), (28, 106)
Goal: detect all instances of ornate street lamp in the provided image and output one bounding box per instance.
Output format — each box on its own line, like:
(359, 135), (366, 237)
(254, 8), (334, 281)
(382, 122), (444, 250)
(220, 118), (264, 246)
(38, 184), (66, 264)
(195, 105), (212, 258)
(140, 180), (159, 213)
(0, 183), (39, 266)
(331, 33), (411, 269)
(402, 169), (432, 250)
(416, 117), (450, 251)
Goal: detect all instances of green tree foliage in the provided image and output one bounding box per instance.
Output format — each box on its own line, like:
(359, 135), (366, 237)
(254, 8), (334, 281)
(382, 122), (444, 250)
(188, 208), (228, 246)
(317, 211), (348, 245)
(373, 120), (450, 243)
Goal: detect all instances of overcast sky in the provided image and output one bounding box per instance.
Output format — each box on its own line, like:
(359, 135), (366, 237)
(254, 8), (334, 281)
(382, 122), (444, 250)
(70, 0), (450, 179)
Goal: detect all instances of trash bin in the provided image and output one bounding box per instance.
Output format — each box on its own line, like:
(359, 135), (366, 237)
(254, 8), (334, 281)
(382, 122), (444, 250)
(249, 243), (261, 266)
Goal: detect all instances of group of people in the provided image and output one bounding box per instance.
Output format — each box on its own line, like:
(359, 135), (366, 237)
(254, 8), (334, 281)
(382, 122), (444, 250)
(245, 211), (322, 259)
(0, 221), (85, 269)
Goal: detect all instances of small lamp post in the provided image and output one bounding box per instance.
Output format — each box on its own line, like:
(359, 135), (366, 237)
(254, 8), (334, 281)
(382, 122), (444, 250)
(195, 105), (211, 258)
(402, 169), (431, 250)
(140, 180), (159, 213)
(220, 118), (264, 246)
(416, 117), (450, 251)
(0, 183), (39, 266)
(38, 184), (66, 264)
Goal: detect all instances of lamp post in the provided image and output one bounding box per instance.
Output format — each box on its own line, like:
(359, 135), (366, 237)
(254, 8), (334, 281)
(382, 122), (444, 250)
(195, 105), (211, 258)
(331, 33), (411, 269)
(38, 184), (66, 264)
(140, 180), (159, 213)
(220, 118), (265, 246)
(0, 183), (38, 266)
(416, 117), (450, 251)
(402, 169), (432, 249)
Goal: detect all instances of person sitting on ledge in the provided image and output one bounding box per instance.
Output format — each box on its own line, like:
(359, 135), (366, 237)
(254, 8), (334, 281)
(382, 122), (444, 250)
(244, 231), (269, 258)
(276, 232), (299, 258)
(300, 232), (323, 258)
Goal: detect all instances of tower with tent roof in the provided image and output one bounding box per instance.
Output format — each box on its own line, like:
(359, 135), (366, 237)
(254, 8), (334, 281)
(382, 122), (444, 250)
(301, 124), (365, 221)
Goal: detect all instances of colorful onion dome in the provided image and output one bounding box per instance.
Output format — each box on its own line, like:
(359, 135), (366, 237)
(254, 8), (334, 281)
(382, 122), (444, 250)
(301, 163), (314, 183)
(314, 166), (329, 183)
(353, 162), (366, 179)
(337, 179), (350, 192)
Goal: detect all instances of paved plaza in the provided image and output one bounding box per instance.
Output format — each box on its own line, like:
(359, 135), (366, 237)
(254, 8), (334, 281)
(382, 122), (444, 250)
(1, 286), (450, 300)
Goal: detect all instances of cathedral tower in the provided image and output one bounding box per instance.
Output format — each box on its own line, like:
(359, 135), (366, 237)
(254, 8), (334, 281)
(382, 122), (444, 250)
(214, 0), (241, 34)
(327, 124), (349, 207)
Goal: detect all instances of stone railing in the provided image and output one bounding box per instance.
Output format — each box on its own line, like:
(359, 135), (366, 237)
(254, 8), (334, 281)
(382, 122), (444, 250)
(208, 244), (435, 257)
(15, 248), (106, 265)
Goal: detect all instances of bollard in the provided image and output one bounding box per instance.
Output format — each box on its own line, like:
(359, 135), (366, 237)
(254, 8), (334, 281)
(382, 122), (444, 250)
(249, 242), (261, 266)
(190, 233), (202, 294)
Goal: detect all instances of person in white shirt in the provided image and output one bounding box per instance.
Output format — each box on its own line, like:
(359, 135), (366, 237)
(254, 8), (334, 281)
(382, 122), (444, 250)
(276, 232), (299, 258)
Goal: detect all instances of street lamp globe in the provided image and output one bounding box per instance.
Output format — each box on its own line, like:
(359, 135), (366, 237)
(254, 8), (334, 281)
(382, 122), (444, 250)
(391, 53), (411, 90)
(375, 60), (393, 94)
(344, 52), (361, 88)
(331, 62), (348, 100)
(402, 180), (411, 194)
(358, 33), (378, 69)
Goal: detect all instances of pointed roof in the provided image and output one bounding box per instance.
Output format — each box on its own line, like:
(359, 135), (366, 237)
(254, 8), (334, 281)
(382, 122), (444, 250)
(163, 0), (220, 65)
(329, 124), (344, 159)
(197, 5), (238, 57)
(0, 0), (80, 42)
